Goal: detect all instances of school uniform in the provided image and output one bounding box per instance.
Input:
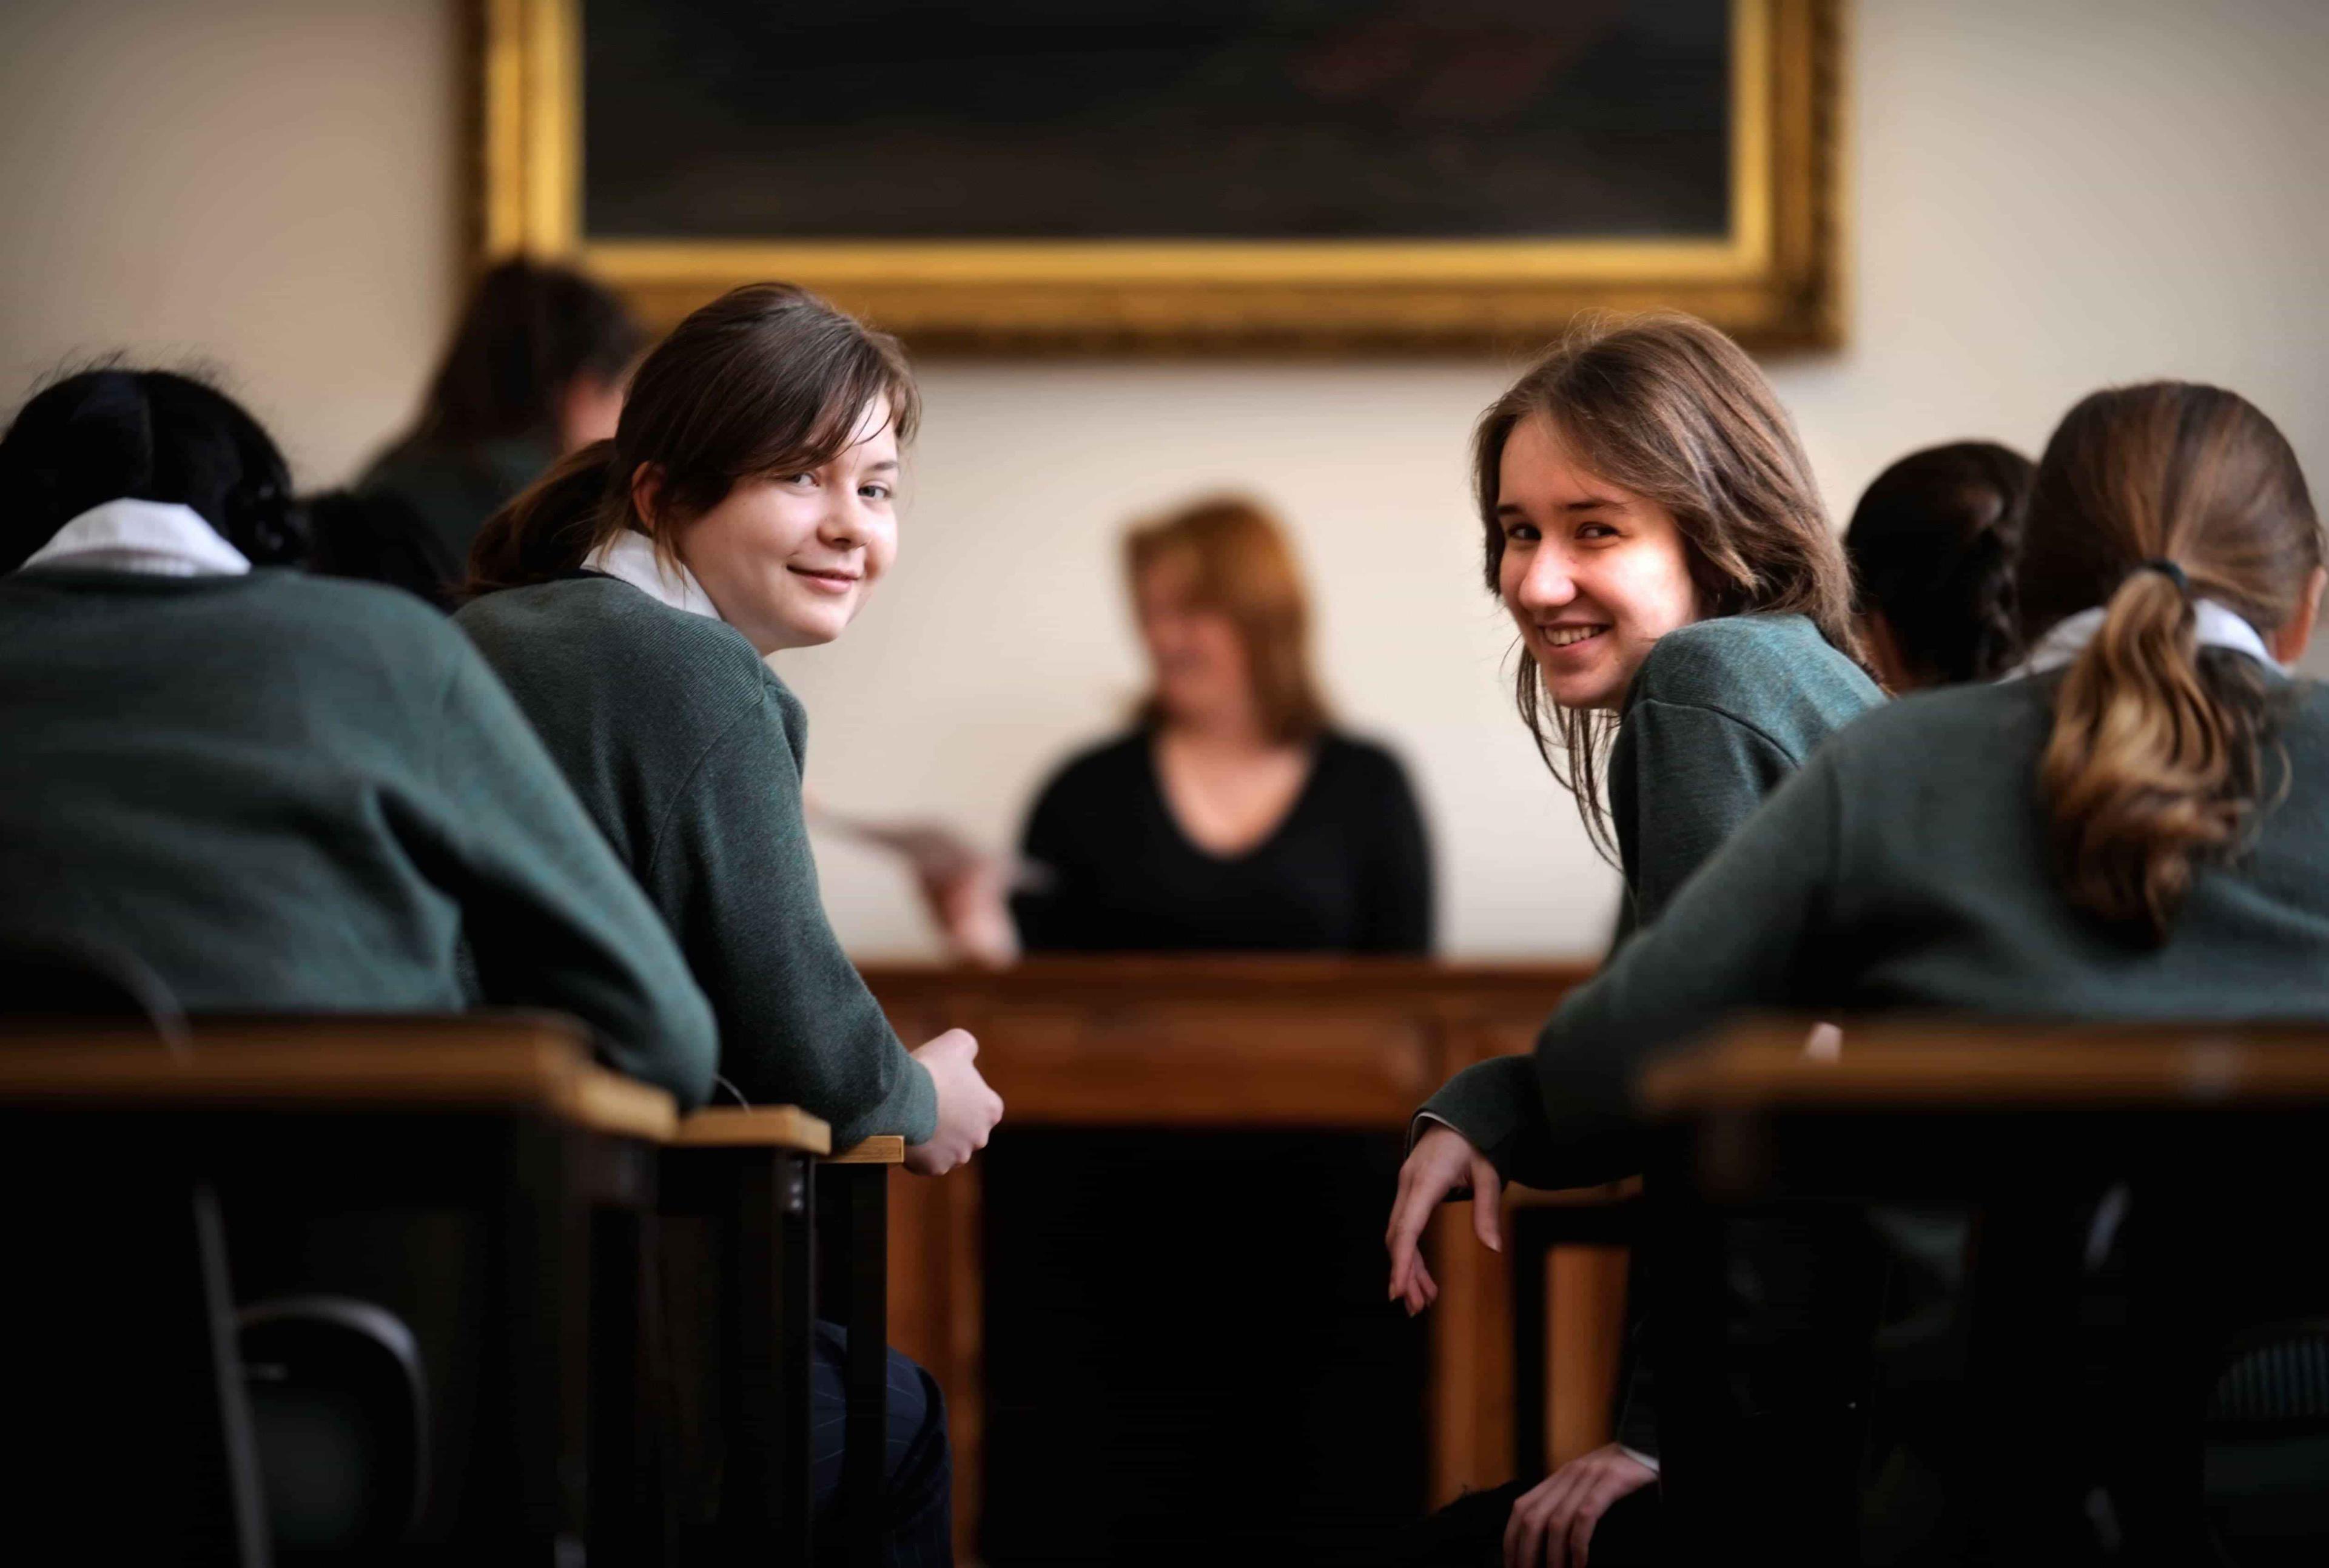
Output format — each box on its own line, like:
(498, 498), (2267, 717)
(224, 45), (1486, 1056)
(454, 534), (952, 1564)
(0, 500), (718, 1104)
(1427, 662), (2329, 1186)
(454, 537), (936, 1145)
(1413, 611), (1878, 1546)
(1425, 610), (2327, 1560)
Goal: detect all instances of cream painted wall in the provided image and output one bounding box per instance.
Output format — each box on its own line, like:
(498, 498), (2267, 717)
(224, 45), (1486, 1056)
(0, 0), (462, 488)
(3, 0), (2324, 958)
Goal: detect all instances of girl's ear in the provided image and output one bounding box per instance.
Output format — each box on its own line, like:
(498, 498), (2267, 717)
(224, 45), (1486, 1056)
(628, 462), (664, 534)
(2271, 565), (2328, 667)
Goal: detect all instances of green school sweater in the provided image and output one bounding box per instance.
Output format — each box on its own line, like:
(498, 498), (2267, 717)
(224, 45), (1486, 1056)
(0, 568), (719, 1106)
(1428, 612), (1878, 1158)
(1609, 612), (1883, 930)
(455, 576), (939, 1146)
(1430, 671), (2329, 1189)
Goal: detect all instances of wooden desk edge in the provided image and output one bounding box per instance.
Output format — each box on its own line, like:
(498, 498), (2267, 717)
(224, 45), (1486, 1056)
(670, 1104), (834, 1154)
(0, 1039), (677, 1140)
(825, 1134), (906, 1165)
(561, 1067), (679, 1141)
(1642, 1036), (2329, 1114)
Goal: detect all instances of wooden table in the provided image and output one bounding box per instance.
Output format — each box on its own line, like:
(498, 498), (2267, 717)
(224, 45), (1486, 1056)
(864, 958), (1593, 1556)
(0, 1014), (674, 1564)
(1640, 1017), (2329, 1566)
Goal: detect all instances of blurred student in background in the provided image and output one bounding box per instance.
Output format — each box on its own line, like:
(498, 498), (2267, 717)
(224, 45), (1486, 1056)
(1011, 493), (1433, 954)
(1845, 441), (2036, 691)
(313, 261), (644, 605)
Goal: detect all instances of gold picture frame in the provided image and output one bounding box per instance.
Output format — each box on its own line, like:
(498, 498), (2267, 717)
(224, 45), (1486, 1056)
(479, 0), (1843, 352)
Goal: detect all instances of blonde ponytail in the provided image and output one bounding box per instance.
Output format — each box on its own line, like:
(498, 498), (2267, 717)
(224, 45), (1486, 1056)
(2038, 566), (2272, 939)
(2021, 383), (2319, 943)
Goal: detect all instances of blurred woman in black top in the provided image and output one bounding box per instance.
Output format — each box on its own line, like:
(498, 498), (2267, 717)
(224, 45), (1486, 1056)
(987, 496), (1436, 1566)
(1012, 494), (1433, 954)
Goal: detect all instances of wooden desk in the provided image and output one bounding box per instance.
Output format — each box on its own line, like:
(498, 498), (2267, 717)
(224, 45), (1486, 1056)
(864, 958), (1591, 1553)
(0, 1014), (676, 1563)
(1641, 1017), (2329, 1565)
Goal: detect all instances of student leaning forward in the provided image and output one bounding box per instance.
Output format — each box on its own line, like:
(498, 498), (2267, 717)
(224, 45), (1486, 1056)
(457, 283), (1003, 1564)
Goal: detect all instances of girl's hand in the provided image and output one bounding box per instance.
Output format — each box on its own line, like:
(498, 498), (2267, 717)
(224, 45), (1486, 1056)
(1503, 1445), (1656, 1568)
(1385, 1123), (1501, 1316)
(904, 1029), (1004, 1175)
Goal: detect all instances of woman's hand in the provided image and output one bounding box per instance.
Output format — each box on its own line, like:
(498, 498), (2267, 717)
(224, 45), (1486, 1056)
(903, 1029), (1004, 1175)
(1385, 1123), (1501, 1316)
(1503, 1445), (1656, 1568)
(804, 807), (1020, 968)
(907, 839), (1019, 969)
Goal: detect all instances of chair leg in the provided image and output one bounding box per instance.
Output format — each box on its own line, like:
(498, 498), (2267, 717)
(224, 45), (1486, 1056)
(722, 1148), (816, 1563)
(832, 1164), (891, 1568)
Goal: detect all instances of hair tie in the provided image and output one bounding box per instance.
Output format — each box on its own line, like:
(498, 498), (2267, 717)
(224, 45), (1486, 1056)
(2140, 558), (2190, 596)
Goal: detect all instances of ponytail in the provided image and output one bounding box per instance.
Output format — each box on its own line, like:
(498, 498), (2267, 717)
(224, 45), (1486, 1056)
(465, 440), (618, 596)
(2023, 383), (2320, 943)
(2038, 567), (2274, 940)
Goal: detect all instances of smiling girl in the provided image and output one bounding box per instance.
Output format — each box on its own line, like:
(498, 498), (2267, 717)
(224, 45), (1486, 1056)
(457, 283), (999, 1562)
(1390, 313), (1881, 1568)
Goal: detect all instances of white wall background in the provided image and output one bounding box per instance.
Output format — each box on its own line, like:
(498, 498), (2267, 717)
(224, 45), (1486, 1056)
(4, 0), (2325, 958)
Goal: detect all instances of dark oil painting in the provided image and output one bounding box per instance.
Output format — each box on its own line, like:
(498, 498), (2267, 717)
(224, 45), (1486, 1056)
(582, 0), (1733, 244)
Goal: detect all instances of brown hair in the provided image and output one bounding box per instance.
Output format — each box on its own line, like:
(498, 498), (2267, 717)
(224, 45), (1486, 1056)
(465, 283), (918, 595)
(2023, 382), (2321, 941)
(1125, 494), (1331, 745)
(1845, 441), (2034, 687)
(1473, 311), (1863, 856)
(394, 260), (644, 453)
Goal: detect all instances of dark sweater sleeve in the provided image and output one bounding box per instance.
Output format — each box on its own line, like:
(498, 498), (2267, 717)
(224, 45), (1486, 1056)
(1355, 750), (1434, 954)
(428, 645), (721, 1109)
(1422, 751), (1845, 1189)
(1617, 698), (1803, 927)
(645, 688), (938, 1146)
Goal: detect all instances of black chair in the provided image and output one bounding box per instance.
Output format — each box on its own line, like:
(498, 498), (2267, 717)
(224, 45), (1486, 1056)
(238, 1296), (430, 1560)
(0, 931), (267, 1563)
(2205, 1320), (2329, 1566)
(0, 927), (189, 1049)
(0, 935), (431, 1562)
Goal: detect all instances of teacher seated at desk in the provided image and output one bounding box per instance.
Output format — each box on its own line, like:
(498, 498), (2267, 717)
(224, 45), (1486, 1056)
(986, 494), (1436, 1564)
(1011, 493), (1434, 954)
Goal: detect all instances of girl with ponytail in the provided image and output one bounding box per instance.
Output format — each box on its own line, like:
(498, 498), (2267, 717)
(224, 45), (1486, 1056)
(1383, 380), (2325, 1549)
(2017, 383), (2322, 940)
(456, 284), (996, 1561)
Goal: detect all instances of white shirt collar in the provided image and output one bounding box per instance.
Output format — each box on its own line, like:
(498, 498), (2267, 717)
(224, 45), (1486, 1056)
(2006, 599), (2284, 679)
(581, 529), (722, 622)
(16, 498), (252, 577)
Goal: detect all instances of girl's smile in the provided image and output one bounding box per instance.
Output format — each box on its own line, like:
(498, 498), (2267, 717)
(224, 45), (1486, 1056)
(1495, 414), (1700, 712)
